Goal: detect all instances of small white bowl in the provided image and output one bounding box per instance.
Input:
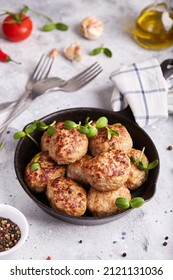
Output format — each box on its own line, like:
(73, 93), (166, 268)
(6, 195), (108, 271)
(0, 204), (29, 257)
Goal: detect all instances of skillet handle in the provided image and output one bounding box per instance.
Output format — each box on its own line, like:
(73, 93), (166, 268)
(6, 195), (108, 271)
(160, 59), (173, 79)
(118, 106), (136, 123)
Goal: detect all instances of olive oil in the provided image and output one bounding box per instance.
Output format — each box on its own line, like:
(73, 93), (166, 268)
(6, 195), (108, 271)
(134, 5), (173, 50)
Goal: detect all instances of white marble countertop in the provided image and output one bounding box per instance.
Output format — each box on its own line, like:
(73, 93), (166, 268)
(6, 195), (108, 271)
(0, 0), (173, 260)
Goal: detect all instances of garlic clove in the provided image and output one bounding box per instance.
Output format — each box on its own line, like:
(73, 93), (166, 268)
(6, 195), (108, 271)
(49, 48), (59, 58)
(64, 43), (83, 62)
(80, 16), (104, 40)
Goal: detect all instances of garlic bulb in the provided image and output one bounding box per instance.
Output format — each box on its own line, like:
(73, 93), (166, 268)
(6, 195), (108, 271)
(64, 43), (83, 62)
(80, 16), (104, 40)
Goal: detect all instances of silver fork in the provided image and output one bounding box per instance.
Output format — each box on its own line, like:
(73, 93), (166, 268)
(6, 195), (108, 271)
(34, 62), (103, 94)
(0, 62), (102, 148)
(0, 62), (102, 112)
(0, 100), (16, 112)
(0, 54), (54, 148)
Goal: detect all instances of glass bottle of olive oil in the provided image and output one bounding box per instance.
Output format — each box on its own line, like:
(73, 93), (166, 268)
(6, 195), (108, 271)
(134, 1), (173, 50)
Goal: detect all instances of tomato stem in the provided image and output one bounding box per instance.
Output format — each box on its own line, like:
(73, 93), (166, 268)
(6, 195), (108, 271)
(26, 6), (54, 23)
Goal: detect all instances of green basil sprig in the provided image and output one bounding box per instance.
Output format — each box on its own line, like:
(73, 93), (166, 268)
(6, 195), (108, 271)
(89, 45), (112, 57)
(115, 197), (145, 209)
(64, 116), (119, 139)
(13, 120), (56, 146)
(130, 147), (159, 176)
(42, 22), (68, 32)
(30, 155), (40, 171)
(20, 5), (69, 32)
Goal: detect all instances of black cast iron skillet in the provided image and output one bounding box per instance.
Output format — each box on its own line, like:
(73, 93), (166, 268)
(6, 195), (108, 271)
(14, 107), (160, 225)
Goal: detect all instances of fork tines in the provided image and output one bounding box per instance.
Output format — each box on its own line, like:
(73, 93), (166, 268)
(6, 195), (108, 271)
(33, 54), (54, 81)
(71, 62), (102, 83)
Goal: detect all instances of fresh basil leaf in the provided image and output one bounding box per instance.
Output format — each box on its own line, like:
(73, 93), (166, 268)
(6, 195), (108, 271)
(103, 48), (112, 57)
(130, 197), (144, 208)
(148, 159), (159, 170)
(89, 47), (103, 56)
(64, 120), (78, 129)
(141, 158), (148, 169)
(109, 129), (119, 136)
(42, 23), (56, 32)
(33, 155), (40, 163)
(25, 123), (37, 134)
(56, 22), (68, 31)
(13, 131), (26, 140)
(30, 162), (40, 171)
(86, 126), (98, 138)
(36, 121), (48, 131)
(79, 126), (89, 135)
(47, 125), (55, 136)
(96, 116), (108, 129)
(115, 197), (130, 209)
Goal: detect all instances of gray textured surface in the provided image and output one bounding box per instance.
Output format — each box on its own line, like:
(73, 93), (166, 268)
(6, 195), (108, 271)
(0, 0), (173, 260)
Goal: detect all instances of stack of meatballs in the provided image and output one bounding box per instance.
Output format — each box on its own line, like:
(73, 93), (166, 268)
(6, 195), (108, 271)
(25, 121), (149, 217)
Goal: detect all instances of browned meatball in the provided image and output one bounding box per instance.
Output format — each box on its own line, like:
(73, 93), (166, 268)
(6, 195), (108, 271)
(84, 149), (131, 191)
(125, 148), (149, 190)
(87, 186), (131, 216)
(46, 177), (87, 217)
(89, 124), (133, 156)
(41, 122), (62, 152)
(41, 131), (51, 152)
(25, 151), (65, 193)
(47, 122), (88, 165)
(66, 154), (92, 186)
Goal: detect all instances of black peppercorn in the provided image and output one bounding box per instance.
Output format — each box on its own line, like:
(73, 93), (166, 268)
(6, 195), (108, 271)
(167, 146), (172, 151)
(122, 252), (127, 257)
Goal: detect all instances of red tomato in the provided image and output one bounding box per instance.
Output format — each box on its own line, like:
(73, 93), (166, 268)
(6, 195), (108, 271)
(2, 14), (33, 42)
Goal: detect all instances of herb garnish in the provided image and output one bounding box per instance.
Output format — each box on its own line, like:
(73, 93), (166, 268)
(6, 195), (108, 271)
(89, 44), (112, 57)
(4, 5), (69, 32)
(13, 120), (56, 146)
(130, 147), (159, 176)
(64, 116), (119, 139)
(115, 197), (145, 209)
(30, 155), (40, 171)
(42, 22), (68, 32)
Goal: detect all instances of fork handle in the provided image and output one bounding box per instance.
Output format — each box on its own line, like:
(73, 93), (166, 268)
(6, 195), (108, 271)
(0, 97), (31, 134)
(0, 98), (32, 147)
(0, 90), (31, 131)
(0, 100), (16, 112)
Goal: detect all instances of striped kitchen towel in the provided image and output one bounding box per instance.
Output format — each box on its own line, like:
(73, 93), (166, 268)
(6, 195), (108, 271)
(110, 58), (173, 127)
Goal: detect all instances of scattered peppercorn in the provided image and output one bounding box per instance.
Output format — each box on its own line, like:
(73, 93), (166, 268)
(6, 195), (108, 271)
(0, 217), (21, 252)
(122, 252), (127, 257)
(167, 145), (172, 151)
(162, 241), (168, 246)
(165, 236), (169, 240)
(79, 240), (83, 244)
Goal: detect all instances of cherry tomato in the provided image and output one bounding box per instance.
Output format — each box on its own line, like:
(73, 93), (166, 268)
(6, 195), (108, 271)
(2, 14), (33, 42)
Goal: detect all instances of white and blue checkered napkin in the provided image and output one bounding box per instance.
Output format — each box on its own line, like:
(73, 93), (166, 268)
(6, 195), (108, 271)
(110, 58), (173, 127)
